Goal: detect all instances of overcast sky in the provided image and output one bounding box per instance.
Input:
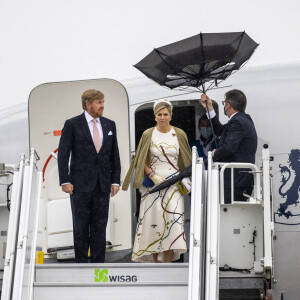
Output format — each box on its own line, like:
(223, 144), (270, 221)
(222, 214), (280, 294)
(0, 0), (299, 110)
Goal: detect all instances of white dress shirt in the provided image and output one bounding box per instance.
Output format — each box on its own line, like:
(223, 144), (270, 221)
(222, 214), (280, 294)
(84, 111), (103, 144)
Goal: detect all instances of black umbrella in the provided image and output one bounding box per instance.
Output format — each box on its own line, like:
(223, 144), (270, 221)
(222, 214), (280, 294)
(147, 165), (192, 195)
(134, 32), (259, 93)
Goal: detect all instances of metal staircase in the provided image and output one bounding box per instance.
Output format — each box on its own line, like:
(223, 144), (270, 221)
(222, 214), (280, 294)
(1, 147), (274, 300)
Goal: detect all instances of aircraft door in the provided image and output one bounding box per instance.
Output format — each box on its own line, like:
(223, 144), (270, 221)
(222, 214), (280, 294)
(28, 79), (131, 259)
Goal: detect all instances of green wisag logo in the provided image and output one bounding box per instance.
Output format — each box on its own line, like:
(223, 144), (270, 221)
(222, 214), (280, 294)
(94, 269), (108, 282)
(94, 269), (138, 283)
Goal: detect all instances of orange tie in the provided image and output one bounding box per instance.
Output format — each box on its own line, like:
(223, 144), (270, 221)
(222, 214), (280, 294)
(93, 119), (101, 152)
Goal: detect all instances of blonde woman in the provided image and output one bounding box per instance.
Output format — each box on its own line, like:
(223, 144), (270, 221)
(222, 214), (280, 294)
(122, 99), (192, 263)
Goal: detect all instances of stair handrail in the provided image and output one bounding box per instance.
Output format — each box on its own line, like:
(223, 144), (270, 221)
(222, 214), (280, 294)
(219, 162), (262, 204)
(204, 151), (219, 300)
(261, 147), (273, 272)
(1, 154), (25, 300)
(188, 147), (205, 300)
(11, 149), (42, 300)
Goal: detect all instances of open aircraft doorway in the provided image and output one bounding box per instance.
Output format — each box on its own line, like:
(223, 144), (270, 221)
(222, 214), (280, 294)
(133, 99), (219, 262)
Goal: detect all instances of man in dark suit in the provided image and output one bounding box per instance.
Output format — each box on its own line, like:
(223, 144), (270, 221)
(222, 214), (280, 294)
(200, 89), (257, 203)
(58, 89), (121, 263)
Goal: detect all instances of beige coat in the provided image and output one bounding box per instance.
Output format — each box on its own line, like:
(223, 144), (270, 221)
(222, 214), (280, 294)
(122, 126), (192, 191)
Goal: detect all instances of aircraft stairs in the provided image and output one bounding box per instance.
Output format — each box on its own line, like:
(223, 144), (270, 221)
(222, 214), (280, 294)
(1, 147), (274, 300)
(33, 263), (265, 300)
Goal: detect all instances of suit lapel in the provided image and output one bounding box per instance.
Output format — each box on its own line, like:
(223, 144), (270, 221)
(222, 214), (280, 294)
(78, 113), (94, 146)
(100, 117), (108, 152)
(220, 112), (241, 145)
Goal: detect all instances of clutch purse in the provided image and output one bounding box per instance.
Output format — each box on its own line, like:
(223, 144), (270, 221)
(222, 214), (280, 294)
(177, 180), (189, 195)
(177, 177), (191, 195)
(142, 176), (154, 188)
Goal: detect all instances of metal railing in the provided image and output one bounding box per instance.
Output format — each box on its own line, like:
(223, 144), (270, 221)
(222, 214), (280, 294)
(12, 148), (42, 300)
(188, 147), (206, 300)
(205, 151), (219, 300)
(219, 162), (262, 204)
(1, 149), (42, 300)
(1, 154), (25, 300)
(188, 148), (272, 300)
(261, 148), (273, 271)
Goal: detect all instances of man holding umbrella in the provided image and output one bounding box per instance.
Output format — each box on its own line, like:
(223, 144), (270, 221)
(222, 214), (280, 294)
(133, 31), (259, 201)
(200, 90), (257, 204)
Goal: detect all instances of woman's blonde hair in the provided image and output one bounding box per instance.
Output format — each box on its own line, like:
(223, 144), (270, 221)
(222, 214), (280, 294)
(154, 102), (172, 115)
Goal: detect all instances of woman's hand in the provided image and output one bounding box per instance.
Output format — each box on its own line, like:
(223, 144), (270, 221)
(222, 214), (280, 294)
(151, 174), (165, 186)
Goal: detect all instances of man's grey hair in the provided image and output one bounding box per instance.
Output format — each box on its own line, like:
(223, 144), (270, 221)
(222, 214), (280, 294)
(225, 89), (247, 112)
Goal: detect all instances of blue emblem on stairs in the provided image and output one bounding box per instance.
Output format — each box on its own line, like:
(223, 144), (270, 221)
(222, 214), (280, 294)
(276, 149), (300, 222)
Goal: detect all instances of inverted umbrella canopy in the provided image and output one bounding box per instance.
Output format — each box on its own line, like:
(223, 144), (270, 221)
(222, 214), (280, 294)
(134, 32), (259, 92)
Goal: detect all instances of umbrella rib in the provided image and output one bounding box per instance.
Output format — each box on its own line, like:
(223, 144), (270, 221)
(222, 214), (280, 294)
(178, 63), (199, 79)
(205, 32), (248, 89)
(205, 66), (235, 87)
(175, 86), (201, 93)
(154, 48), (197, 88)
(205, 80), (216, 92)
(129, 90), (201, 106)
(143, 74), (196, 92)
(200, 57), (237, 92)
(208, 32), (246, 84)
(208, 84), (232, 91)
(231, 45), (259, 72)
(206, 69), (233, 88)
(225, 31), (246, 73)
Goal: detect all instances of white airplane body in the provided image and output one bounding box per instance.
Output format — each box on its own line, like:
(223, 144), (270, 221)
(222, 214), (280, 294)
(0, 62), (299, 299)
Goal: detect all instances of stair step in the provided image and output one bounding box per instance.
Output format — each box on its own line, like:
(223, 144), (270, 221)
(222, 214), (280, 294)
(34, 263), (265, 300)
(219, 288), (262, 299)
(35, 263), (189, 284)
(219, 274), (264, 290)
(34, 281), (188, 287)
(33, 282), (188, 300)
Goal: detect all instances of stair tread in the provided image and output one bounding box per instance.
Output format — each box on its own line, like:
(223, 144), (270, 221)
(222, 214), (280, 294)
(34, 281), (188, 287)
(35, 262), (189, 269)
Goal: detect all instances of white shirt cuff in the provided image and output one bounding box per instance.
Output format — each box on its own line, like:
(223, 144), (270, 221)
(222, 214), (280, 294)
(206, 109), (216, 119)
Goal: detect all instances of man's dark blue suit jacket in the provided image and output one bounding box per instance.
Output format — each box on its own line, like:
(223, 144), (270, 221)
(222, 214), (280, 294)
(212, 111), (257, 188)
(58, 113), (121, 193)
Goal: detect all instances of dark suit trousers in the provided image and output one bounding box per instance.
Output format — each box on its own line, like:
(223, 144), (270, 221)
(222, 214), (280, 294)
(70, 184), (110, 263)
(223, 171), (254, 203)
(224, 186), (254, 204)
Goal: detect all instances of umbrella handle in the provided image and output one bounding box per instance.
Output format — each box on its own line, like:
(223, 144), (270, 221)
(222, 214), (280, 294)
(202, 83), (206, 93)
(205, 99), (218, 148)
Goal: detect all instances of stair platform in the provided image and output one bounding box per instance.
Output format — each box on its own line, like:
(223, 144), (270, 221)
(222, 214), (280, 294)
(34, 263), (265, 300)
(34, 263), (189, 300)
